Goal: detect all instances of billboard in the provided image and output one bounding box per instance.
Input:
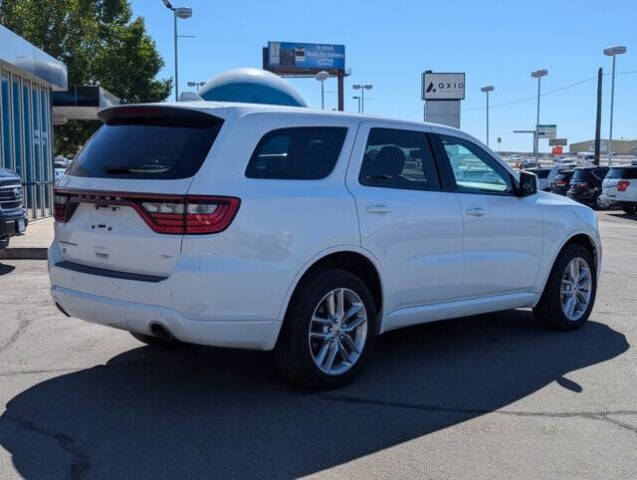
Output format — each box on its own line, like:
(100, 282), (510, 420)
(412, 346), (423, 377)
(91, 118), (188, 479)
(422, 72), (465, 100)
(549, 138), (567, 146)
(265, 42), (345, 74)
(537, 124), (557, 139)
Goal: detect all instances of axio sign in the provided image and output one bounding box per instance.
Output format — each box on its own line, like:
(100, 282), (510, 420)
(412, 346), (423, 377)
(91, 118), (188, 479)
(422, 72), (465, 100)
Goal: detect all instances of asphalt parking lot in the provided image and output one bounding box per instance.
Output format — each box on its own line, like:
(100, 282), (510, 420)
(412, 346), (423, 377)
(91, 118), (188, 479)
(1, 210), (636, 480)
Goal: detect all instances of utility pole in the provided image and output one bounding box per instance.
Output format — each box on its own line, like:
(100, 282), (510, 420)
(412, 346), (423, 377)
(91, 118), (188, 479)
(594, 68), (603, 165)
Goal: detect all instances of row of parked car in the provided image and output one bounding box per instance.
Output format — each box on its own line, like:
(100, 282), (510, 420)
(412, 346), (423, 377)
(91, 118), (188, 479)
(527, 164), (637, 214)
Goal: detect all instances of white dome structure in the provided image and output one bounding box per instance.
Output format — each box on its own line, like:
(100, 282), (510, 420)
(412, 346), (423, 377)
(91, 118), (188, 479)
(199, 68), (307, 107)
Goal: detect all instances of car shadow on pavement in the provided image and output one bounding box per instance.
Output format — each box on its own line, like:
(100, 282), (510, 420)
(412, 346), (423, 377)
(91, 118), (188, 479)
(0, 263), (16, 276)
(0, 310), (628, 479)
(609, 212), (637, 221)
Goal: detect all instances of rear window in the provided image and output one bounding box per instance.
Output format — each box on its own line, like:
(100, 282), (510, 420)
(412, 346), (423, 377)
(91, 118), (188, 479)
(532, 169), (551, 179)
(623, 168), (637, 179)
(67, 111), (223, 179)
(245, 127), (347, 180)
(606, 168), (624, 179)
(572, 169), (593, 181)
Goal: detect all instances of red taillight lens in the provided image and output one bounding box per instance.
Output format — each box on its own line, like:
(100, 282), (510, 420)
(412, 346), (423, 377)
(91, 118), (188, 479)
(573, 182), (589, 189)
(52, 189), (240, 234)
(54, 190), (70, 221)
(556, 180), (567, 186)
(185, 197), (241, 234)
(618, 180), (630, 192)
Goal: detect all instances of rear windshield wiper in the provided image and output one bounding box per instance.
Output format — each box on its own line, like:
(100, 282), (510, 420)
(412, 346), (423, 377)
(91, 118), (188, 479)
(103, 164), (171, 174)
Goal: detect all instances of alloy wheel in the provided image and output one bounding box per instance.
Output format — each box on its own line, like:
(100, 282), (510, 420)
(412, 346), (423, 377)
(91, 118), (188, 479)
(308, 288), (368, 375)
(560, 257), (592, 321)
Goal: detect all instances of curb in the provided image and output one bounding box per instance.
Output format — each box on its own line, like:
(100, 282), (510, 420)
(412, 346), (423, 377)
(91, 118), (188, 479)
(0, 248), (48, 260)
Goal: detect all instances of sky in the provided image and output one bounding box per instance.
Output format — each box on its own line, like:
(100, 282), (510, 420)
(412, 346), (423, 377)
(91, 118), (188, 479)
(130, 0), (636, 152)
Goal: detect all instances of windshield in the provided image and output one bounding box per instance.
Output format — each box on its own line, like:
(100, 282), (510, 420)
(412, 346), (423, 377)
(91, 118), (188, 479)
(67, 116), (223, 179)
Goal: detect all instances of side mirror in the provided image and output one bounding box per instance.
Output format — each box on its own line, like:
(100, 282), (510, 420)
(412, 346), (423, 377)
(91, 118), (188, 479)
(516, 171), (538, 196)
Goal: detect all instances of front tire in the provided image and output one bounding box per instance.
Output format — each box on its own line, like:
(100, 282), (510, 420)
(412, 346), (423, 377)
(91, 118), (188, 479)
(274, 270), (377, 389)
(534, 244), (596, 331)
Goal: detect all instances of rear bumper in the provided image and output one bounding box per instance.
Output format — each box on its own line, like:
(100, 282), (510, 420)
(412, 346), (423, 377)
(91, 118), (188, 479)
(48, 240), (287, 350)
(50, 285), (279, 350)
(566, 189), (596, 205)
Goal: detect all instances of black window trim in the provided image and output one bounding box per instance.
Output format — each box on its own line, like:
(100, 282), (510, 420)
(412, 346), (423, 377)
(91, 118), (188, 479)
(244, 126), (348, 181)
(430, 133), (517, 197)
(357, 127), (443, 193)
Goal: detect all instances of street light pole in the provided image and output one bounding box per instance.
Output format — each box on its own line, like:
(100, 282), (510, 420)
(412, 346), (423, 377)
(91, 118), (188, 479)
(315, 71), (329, 109)
(604, 45), (627, 164)
(173, 11), (178, 101)
(481, 85), (494, 147)
(352, 96), (361, 113)
(531, 69), (548, 163)
(162, 1), (192, 101)
(353, 83), (373, 114)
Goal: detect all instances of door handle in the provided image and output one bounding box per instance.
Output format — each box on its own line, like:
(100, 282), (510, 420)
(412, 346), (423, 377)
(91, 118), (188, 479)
(466, 207), (485, 217)
(366, 205), (392, 215)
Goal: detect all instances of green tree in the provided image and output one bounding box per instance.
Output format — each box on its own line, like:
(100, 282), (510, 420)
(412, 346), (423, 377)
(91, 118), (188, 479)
(0, 0), (172, 155)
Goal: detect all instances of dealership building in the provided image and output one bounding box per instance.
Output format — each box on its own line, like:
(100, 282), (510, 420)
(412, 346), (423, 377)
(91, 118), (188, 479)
(1, 24), (118, 220)
(569, 139), (637, 156)
(0, 24), (67, 219)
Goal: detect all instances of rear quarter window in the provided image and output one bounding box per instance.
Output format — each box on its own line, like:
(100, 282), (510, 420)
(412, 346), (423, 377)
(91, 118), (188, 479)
(606, 168), (625, 179)
(245, 127), (347, 180)
(623, 168), (637, 179)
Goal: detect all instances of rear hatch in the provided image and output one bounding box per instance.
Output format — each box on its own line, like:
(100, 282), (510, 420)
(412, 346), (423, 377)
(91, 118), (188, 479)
(602, 167), (624, 197)
(54, 105), (230, 277)
(569, 168), (594, 192)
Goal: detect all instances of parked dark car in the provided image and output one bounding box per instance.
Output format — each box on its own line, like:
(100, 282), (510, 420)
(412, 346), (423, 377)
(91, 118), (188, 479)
(550, 169), (574, 195)
(525, 167), (553, 191)
(566, 166), (609, 208)
(0, 168), (27, 248)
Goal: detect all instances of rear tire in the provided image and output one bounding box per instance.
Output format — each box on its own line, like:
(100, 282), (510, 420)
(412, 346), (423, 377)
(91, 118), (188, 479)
(534, 244), (596, 331)
(274, 269), (377, 389)
(130, 331), (180, 347)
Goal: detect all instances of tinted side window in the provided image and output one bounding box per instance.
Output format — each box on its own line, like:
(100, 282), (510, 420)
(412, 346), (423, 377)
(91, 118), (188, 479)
(359, 128), (440, 191)
(246, 127), (347, 179)
(439, 135), (513, 194)
(624, 168), (637, 179)
(606, 168), (624, 179)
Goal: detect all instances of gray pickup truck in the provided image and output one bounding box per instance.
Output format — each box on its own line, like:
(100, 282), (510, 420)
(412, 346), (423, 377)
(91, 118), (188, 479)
(0, 168), (27, 248)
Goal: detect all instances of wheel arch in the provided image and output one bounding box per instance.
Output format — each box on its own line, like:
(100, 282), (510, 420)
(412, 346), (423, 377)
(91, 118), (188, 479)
(537, 231), (600, 299)
(277, 247), (385, 333)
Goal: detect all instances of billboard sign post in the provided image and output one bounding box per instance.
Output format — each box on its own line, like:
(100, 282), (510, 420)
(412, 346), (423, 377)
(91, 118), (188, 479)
(263, 41), (346, 111)
(265, 42), (345, 74)
(422, 72), (465, 128)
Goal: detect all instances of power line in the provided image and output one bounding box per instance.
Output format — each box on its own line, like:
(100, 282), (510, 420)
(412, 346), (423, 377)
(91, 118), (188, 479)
(464, 70), (637, 112)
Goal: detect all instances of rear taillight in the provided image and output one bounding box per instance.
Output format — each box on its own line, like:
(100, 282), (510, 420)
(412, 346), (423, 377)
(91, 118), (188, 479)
(555, 180), (567, 186)
(185, 197), (241, 234)
(54, 191), (70, 221)
(53, 189), (240, 235)
(618, 180), (630, 192)
(572, 182), (589, 189)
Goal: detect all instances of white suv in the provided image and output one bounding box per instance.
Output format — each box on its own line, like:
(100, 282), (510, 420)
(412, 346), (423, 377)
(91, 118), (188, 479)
(601, 166), (637, 214)
(50, 103), (601, 388)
